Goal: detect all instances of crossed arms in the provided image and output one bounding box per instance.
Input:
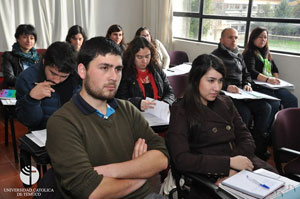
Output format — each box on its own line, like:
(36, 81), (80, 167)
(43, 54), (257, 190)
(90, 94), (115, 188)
(90, 138), (168, 199)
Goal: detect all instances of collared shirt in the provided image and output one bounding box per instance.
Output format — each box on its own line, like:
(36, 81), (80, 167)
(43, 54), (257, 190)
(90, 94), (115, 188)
(72, 93), (118, 119)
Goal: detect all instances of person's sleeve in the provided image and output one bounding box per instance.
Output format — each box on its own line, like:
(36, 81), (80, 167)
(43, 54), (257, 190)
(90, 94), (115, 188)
(126, 102), (169, 161)
(225, 97), (256, 157)
(243, 52), (260, 80)
(271, 60), (279, 74)
(159, 70), (176, 105)
(167, 102), (230, 177)
(46, 113), (102, 199)
(241, 59), (253, 87)
(156, 40), (170, 69)
(116, 77), (143, 110)
(15, 75), (44, 129)
(2, 52), (17, 87)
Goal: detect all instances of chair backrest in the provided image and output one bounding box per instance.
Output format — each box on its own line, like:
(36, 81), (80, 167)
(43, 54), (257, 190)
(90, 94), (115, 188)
(272, 108), (300, 163)
(37, 48), (47, 56)
(167, 74), (189, 99)
(168, 51), (189, 67)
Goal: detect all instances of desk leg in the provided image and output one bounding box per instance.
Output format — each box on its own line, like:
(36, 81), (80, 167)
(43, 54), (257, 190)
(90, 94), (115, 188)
(4, 107), (9, 146)
(9, 115), (18, 163)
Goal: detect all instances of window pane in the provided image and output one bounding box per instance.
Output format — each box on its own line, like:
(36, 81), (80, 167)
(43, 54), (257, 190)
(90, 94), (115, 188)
(252, 0), (300, 19)
(202, 19), (246, 46)
(173, 17), (199, 40)
(250, 22), (300, 53)
(173, 0), (201, 13)
(203, 0), (249, 17)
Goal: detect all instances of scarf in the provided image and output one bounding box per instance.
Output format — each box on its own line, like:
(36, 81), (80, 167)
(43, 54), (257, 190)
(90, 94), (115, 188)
(12, 42), (40, 66)
(136, 68), (159, 100)
(257, 54), (273, 77)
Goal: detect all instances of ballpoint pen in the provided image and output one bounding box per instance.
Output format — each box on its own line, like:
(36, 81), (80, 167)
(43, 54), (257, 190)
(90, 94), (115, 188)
(247, 175), (270, 189)
(167, 69), (175, 72)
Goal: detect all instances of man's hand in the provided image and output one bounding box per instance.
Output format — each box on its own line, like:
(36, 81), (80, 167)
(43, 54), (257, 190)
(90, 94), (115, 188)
(227, 85), (240, 93)
(132, 138), (147, 159)
(230, 155), (254, 171)
(140, 100), (156, 111)
(29, 81), (55, 100)
(243, 85), (252, 92)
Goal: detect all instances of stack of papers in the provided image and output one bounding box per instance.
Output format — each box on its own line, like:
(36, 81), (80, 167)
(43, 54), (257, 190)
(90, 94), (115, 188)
(220, 170), (284, 199)
(25, 129), (47, 147)
(222, 88), (280, 101)
(253, 79), (294, 90)
(1, 99), (17, 105)
(141, 97), (170, 126)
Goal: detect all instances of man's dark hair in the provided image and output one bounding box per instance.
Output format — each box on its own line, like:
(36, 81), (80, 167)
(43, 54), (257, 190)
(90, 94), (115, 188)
(77, 36), (122, 69)
(15, 24), (37, 41)
(43, 42), (76, 73)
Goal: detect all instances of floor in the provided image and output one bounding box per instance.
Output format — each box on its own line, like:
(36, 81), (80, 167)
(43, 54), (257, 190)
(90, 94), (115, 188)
(0, 107), (276, 199)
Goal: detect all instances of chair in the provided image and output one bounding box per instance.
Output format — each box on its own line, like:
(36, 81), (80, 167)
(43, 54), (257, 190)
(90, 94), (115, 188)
(166, 139), (235, 199)
(168, 51), (189, 68)
(167, 74), (189, 99)
(272, 108), (300, 181)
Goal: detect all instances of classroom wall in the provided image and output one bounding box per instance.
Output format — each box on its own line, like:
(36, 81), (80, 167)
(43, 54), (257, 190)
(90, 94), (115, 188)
(173, 39), (300, 104)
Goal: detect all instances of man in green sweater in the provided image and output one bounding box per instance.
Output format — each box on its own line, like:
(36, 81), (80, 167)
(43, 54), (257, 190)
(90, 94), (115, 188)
(46, 37), (169, 199)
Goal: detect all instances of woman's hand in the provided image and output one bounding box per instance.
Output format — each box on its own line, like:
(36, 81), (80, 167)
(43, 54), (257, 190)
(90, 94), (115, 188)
(227, 85), (240, 93)
(140, 100), (156, 111)
(230, 155), (254, 171)
(267, 77), (280, 85)
(215, 169), (238, 186)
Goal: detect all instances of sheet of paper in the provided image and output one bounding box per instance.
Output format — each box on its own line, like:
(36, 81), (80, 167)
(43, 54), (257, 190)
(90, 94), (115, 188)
(141, 97), (170, 126)
(222, 88), (280, 100)
(253, 79), (294, 90)
(163, 63), (191, 76)
(1, 99), (17, 105)
(25, 129), (47, 147)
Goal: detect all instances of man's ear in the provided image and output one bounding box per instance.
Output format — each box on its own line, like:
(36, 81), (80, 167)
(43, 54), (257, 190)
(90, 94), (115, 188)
(77, 63), (86, 80)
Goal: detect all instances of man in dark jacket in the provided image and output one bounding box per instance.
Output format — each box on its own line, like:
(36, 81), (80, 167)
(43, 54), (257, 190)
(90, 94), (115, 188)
(16, 41), (80, 130)
(212, 28), (272, 160)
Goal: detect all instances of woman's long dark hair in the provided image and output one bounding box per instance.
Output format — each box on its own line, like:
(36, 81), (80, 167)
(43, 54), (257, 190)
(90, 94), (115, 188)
(65, 25), (87, 44)
(184, 54), (226, 125)
(105, 24), (127, 51)
(244, 27), (272, 60)
(123, 36), (159, 76)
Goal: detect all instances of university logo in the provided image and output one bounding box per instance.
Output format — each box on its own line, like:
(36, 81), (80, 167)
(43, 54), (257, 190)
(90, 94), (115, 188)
(20, 165), (40, 186)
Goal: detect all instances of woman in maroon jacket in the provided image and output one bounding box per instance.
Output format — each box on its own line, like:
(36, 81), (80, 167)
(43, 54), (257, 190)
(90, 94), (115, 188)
(167, 54), (276, 198)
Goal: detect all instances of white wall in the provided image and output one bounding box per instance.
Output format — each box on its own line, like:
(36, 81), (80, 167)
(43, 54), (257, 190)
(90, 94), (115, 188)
(173, 40), (300, 103)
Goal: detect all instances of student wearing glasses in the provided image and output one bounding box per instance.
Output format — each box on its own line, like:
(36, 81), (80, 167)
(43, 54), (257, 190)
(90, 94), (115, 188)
(135, 27), (170, 69)
(116, 36), (175, 111)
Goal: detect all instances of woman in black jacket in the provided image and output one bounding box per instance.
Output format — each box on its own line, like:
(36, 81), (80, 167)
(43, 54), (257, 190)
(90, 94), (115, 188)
(2, 24), (40, 88)
(116, 36), (175, 111)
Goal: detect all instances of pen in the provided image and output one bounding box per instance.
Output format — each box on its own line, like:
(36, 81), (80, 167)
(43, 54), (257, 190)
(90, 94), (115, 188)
(246, 175), (270, 189)
(167, 69), (174, 72)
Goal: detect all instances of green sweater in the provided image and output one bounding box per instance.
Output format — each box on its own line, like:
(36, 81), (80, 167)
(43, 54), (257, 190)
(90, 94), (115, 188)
(46, 95), (169, 199)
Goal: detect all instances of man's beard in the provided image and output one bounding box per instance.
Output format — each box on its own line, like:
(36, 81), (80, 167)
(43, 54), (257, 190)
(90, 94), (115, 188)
(84, 75), (117, 101)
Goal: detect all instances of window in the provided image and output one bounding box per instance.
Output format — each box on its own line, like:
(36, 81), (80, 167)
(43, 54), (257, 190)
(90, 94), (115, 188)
(173, 0), (300, 55)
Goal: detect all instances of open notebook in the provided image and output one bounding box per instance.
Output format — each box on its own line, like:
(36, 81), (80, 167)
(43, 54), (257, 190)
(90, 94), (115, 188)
(220, 170), (284, 199)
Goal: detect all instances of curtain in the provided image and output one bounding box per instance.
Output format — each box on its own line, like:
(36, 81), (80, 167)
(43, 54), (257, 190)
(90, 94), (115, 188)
(0, 0), (144, 51)
(143, 0), (173, 50)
